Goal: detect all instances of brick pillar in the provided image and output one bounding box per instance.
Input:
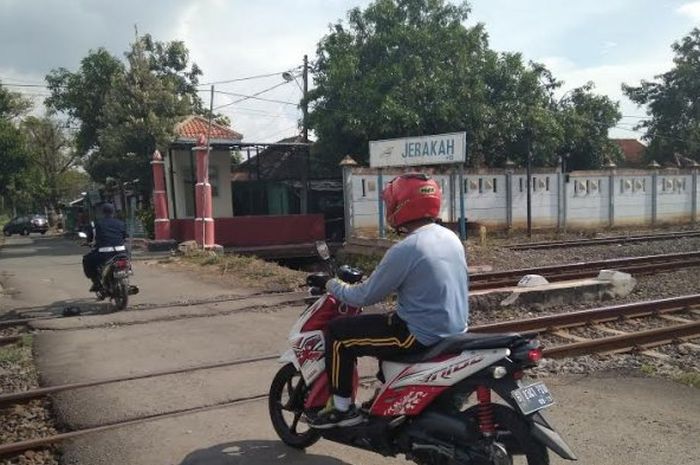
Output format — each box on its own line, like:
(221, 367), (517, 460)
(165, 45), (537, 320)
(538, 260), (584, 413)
(194, 135), (215, 248)
(151, 150), (171, 240)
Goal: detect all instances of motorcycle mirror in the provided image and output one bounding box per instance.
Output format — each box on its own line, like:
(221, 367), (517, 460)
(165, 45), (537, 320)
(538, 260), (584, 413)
(315, 241), (330, 260)
(77, 231), (87, 239)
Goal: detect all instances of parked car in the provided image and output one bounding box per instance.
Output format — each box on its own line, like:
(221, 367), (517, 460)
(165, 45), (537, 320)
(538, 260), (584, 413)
(3, 215), (49, 236)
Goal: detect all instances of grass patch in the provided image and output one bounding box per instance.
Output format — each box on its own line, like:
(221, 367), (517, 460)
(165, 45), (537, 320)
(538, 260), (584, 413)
(0, 336), (32, 364)
(673, 371), (700, 389)
(640, 363), (657, 376)
(181, 250), (305, 292)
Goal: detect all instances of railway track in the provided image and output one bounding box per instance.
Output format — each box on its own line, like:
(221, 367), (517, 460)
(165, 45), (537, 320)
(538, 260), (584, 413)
(1, 294), (698, 458)
(506, 229), (700, 250)
(2, 250), (698, 334)
(0, 290), (309, 332)
(469, 250), (700, 290)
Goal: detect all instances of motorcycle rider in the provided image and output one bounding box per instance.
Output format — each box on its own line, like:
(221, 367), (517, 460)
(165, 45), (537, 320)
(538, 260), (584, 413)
(311, 173), (469, 429)
(82, 203), (127, 292)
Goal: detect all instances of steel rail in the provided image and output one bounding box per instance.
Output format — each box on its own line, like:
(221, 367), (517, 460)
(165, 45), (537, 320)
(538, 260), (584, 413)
(507, 230), (700, 251)
(470, 251), (700, 282)
(0, 335), (22, 346)
(470, 294), (700, 334)
(1, 296), (698, 457)
(0, 291), (308, 330)
(3, 296), (697, 408)
(0, 353), (279, 407)
(543, 321), (700, 358)
(0, 394), (268, 457)
(469, 252), (700, 290)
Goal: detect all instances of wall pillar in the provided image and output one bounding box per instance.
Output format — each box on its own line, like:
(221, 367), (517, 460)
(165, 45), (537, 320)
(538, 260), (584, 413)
(650, 161), (660, 226)
(339, 156), (358, 240)
(378, 169), (385, 238)
(692, 164), (699, 224)
(505, 171), (513, 230)
(607, 163), (616, 228)
(193, 135), (215, 248)
(151, 150), (171, 240)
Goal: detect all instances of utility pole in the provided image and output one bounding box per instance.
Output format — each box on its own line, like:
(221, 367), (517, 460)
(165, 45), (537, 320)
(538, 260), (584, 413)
(302, 54), (309, 142)
(526, 135), (533, 238)
(301, 54), (310, 214)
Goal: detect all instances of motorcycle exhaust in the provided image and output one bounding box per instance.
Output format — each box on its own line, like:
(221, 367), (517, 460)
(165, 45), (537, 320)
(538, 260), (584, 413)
(405, 411), (478, 442)
(128, 285), (140, 295)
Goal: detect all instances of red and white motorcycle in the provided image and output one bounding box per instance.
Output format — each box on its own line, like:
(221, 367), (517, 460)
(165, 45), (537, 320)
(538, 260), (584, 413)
(268, 242), (576, 465)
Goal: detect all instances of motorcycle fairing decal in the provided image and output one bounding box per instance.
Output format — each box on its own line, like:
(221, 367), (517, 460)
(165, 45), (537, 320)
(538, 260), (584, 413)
(370, 385), (447, 416)
(289, 295), (329, 337)
(390, 348), (509, 388)
(290, 330), (326, 384)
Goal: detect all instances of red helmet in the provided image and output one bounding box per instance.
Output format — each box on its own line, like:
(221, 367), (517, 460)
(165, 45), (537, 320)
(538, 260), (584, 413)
(382, 173), (442, 229)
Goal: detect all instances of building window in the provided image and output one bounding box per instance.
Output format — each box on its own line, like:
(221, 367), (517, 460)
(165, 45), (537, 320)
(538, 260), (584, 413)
(478, 178), (483, 193)
(545, 177), (550, 191)
(519, 177), (523, 193)
(361, 179), (366, 197)
(493, 178), (498, 193)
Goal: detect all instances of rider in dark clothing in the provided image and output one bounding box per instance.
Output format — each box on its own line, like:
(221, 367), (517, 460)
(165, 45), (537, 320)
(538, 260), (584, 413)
(82, 203), (127, 292)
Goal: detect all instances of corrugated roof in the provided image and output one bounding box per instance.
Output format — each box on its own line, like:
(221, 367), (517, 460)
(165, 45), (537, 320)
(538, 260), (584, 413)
(174, 115), (243, 142)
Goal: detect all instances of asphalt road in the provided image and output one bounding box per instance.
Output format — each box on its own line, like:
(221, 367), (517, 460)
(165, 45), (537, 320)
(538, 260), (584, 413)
(2, 234), (699, 465)
(0, 235), (253, 320)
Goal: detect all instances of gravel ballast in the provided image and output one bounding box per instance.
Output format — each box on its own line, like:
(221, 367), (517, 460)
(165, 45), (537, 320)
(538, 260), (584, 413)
(0, 337), (58, 465)
(466, 234), (700, 387)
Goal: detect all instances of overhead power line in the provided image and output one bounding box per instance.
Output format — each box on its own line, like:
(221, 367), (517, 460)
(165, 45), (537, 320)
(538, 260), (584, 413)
(198, 67), (302, 86)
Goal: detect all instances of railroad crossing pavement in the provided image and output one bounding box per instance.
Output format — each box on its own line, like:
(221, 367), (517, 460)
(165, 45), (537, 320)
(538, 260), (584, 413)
(0, 235), (255, 320)
(33, 307), (700, 465)
(53, 377), (700, 465)
(3, 234), (700, 464)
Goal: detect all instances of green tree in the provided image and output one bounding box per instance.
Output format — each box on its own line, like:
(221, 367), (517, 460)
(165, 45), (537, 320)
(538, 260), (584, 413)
(0, 83), (32, 212)
(623, 28), (700, 163)
(45, 34), (206, 196)
(22, 116), (83, 217)
(307, 0), (619, 169)
(46, 48), (124, 156)
(92, 34), (201, 193)
(557, 83), (622, 170)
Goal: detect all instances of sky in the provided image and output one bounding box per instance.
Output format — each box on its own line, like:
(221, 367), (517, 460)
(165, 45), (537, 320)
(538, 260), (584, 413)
(1, 0), (699, 143)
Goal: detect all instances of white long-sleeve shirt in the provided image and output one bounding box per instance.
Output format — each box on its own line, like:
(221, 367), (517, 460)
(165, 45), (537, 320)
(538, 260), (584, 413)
(327, 223), (468, 346)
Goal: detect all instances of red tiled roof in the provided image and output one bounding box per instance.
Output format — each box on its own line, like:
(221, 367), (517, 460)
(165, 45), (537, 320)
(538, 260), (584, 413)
(612, 138), (646, 166)
(175, 115), (243, 141)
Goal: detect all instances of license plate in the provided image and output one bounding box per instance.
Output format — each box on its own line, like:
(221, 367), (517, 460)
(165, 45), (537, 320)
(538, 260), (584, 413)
(511, 382), (554, 415)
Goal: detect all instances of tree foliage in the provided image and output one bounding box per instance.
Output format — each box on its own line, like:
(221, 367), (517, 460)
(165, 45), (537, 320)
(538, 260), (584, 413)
(22, 116), (83, 213)
(45, 34), (205, 196)
(623, 28), (700, 164)
(0, 83), (31, 200)
(46, 48), (124, 155)
(307, 0), (620, 169)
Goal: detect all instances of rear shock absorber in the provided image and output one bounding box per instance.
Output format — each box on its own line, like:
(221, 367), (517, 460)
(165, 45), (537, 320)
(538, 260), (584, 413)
(476, 385), (496, 436)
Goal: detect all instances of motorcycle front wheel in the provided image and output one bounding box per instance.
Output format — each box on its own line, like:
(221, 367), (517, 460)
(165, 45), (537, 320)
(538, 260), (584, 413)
(268, 363), (320, 449)
(459, 403), (549, 465)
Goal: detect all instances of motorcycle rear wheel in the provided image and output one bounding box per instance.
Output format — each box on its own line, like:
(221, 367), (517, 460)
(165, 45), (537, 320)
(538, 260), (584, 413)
(113, 280), (129, 310)
(460, 403), (549, 465)
(268, 363), (320, 449)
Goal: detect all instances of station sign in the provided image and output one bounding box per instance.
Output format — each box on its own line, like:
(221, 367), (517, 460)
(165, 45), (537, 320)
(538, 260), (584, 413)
(369, 131), (466, 168)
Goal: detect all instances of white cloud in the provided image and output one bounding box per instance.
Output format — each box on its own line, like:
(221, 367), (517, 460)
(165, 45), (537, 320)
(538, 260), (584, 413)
(540, 54), (673, 139)
(677, 1), (700, 22)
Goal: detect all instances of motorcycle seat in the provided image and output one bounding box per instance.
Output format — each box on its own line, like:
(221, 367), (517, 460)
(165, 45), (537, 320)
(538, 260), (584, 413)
(382, 332), (526, 364)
